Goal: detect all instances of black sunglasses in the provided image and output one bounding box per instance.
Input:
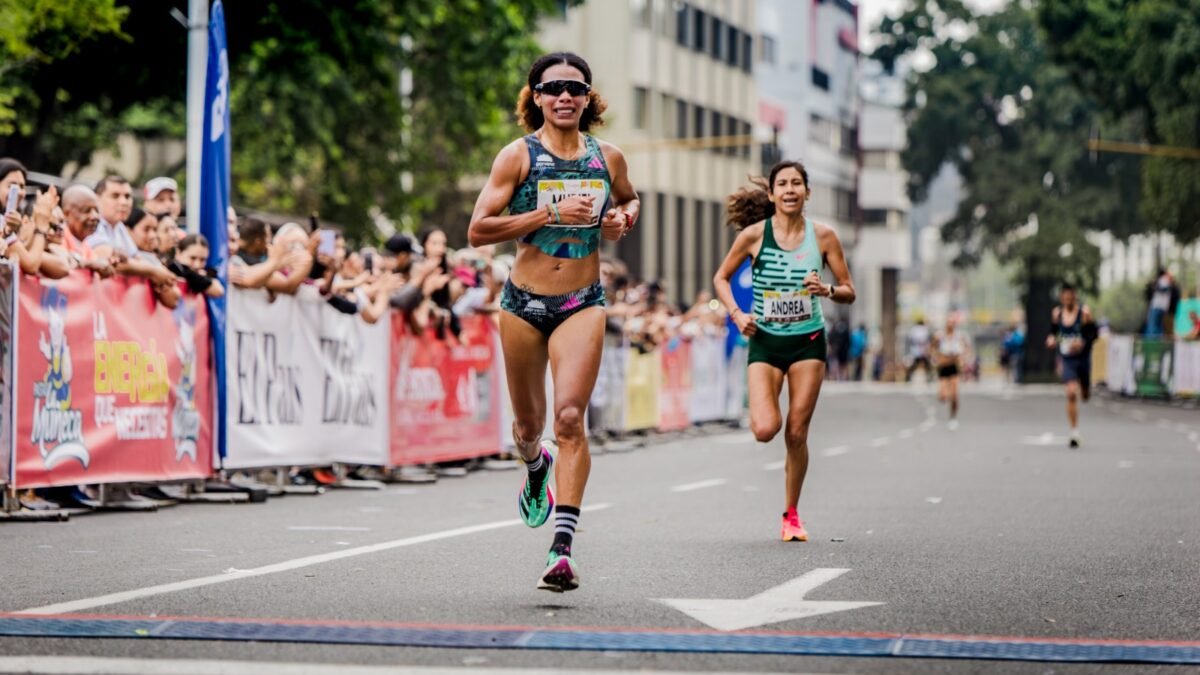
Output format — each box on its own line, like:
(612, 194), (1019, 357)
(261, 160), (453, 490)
(534, 80), (591, 97)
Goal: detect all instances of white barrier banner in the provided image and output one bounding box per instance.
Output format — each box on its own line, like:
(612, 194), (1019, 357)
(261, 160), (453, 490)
(1106, 335), (1136, 396)
(1172, 341), (1200, 396)
(724, 343), (749, 420)
(224, 287), (389, 469)
(689, 334), (727, 423)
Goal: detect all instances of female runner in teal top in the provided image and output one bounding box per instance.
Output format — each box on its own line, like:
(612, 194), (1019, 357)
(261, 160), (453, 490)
(469, 53), (639, 593)
(713, 161), (856, 543)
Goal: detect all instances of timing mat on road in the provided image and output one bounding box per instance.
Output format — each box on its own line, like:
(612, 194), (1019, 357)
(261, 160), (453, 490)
(1, 614), (1198, 665)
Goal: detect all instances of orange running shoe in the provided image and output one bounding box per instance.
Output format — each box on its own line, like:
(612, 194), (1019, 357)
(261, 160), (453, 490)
(781, 507), (808, 542)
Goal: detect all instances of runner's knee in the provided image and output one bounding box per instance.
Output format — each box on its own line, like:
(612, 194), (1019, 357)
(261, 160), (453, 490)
(513, 417), (543, 446)
(553, 405), (585, 441)
(784, 422), (809, 449)
(751, 418), (781, 443)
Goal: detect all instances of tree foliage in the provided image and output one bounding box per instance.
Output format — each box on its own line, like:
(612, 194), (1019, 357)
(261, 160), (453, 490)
(1040, 0), (1200, 243)
(872, 0), (1137, 293)
(0, 0), (570, 242)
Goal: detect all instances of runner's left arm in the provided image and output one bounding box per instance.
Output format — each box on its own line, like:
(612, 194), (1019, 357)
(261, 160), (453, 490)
(600, 143), (640, 242)
(809, 224), (856, 304)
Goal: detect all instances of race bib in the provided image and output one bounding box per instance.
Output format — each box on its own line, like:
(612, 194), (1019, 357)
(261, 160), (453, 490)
(762, 290), (813, 323)
(1059, 337), (1082, 356)
(537, 179), (606, 227)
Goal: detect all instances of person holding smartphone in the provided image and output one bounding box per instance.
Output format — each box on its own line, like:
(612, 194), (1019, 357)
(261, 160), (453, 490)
(469, 52), (639, 592)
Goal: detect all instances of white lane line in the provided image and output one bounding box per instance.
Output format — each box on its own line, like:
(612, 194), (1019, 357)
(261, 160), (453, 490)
(762, 460), (786, 471)
(868, 437), (892, 448)
(286, 526), (370, 532)
(919, 419), (936, 432)
(671, 478), (729, 493)
(0, 658), (808, 675)
(1190, 432), (1199, 443)
(898, 429), (915, 439)
(1173, 424), (1190, 434)
(1131, 410), (1148, 421)
(821, 445), (850, 457)
(1157, 419), (1172, 429)
(16, 504), (612, 615)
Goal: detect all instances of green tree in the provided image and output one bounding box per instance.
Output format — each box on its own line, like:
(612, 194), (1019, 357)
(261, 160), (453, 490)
(872, 0), (1133, 378)
(1040, 0), (1200, 244)
(1, 0), (570, 243)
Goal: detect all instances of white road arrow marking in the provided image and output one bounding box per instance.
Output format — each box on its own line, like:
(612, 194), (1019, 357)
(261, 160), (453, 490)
(1021, 432), (1067, 446)
(658, 568), (883, 631)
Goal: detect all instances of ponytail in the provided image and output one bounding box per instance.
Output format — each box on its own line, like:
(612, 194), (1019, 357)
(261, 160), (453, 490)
(725, 160), (811, 231)
(726, 176), (774, 231)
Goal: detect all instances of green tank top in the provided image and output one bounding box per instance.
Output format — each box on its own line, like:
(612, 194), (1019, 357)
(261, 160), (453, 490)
(752, 217), (825, 336)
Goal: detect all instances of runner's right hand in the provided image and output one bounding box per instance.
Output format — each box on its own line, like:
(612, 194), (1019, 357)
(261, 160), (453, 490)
(553, 196), (595, 225)
(733, 309), (757, 337)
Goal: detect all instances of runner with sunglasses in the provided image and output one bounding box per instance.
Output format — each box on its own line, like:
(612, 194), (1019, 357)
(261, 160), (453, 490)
(469, 52), (639, 592)
(713, 161), (855, 542)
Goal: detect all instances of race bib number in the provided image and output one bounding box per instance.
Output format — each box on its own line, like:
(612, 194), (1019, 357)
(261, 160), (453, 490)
(537, 179), (606, 227)
(1059, 336), (1082, 356)
(762, 290), (813, 323)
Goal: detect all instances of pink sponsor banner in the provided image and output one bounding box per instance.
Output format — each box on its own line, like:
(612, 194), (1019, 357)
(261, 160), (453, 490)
(13, 272), (213, 488)
(658, 338), (692, 432)
(389, 314), (502, 465)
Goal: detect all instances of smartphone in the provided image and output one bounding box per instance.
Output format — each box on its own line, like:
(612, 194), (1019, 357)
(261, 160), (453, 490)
(364, 251), (376, 275)
(5, 184), (20, 216)
(317, 229), (336, 257)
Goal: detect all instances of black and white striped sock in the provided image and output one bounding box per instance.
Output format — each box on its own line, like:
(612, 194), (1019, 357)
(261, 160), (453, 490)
(551, 505), (580, 556)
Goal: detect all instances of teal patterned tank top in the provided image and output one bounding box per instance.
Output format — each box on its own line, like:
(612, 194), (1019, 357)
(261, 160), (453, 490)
(752, 217), (826, 336)
(508, 133), (612, 259)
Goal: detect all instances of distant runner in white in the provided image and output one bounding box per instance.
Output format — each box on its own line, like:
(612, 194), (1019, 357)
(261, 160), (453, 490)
(713, 161), (856, 543)
(932, 314), (972, 429)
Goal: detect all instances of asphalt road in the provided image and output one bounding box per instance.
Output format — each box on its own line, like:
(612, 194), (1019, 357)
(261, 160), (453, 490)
(2, 382), (1198, 674)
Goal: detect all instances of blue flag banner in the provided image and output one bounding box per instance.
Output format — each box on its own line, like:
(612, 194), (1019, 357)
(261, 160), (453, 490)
(725, 258), (753, 358)
(200, 0), (230, 461)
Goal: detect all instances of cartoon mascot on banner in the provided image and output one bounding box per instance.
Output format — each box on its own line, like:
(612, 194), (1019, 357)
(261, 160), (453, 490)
(172, 302), (201, 462)
(32, 286), (89, 469)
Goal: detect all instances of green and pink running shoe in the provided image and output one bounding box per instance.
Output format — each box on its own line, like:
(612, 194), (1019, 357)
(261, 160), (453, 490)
(537, 551), (580, 592)
(518, 445), (554, 528)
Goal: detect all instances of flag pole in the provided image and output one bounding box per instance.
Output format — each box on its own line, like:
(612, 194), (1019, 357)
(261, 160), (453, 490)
(185, 0), (210, 233)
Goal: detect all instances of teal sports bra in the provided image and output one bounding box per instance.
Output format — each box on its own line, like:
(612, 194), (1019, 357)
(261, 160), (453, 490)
(507, 133), (612, 259)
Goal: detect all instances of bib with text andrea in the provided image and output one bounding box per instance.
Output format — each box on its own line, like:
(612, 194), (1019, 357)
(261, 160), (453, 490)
(537, 179), (606, 227)
(762, 289), (813, 323)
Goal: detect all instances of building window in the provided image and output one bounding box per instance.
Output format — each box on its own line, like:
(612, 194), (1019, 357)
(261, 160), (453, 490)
(863, 150), (900, 170)
(812, 67), (830, 91)
(675, 99), (688, 139)
(676, 3), (689, 47)
(692, 8), (707, 52)
(694, 198), (707, 296)
(630, 0), (651, 29)
(711, 110), (723, 154)
(809, 114), (835, 148)
(656, 193), (667, 279)
(617, 191), (645, 276)
(725, 115), (738, 157)
(760, 34), (777, 66)
(675, 195), (687, 301)
(742, 33), (754, 73)
(835, 188), (855, 221)
(862, 208), (888, 225)
(711, 16), (723, 60)
(661, 93), (674, 136)
(633, 86), (649, 130)
(741, 120), (752, 159)
(711, 201), (725, 277)
(840, 124), (857, 157)
(726, 25), (739, 66)
(693, 104), (706, 140)
(555, 0), (570, 18)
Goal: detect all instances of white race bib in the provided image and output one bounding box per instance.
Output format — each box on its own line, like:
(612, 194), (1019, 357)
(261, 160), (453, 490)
(762, 290), (813, 323)
(537, 179), (606, 227)
(1059, 337), (1082, 356)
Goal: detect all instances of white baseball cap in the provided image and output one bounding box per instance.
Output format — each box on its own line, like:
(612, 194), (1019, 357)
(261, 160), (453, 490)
(144, 177), (178, 200)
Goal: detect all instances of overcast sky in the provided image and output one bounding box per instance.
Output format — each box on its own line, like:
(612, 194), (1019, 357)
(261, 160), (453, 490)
(858, 0), (1007, 52)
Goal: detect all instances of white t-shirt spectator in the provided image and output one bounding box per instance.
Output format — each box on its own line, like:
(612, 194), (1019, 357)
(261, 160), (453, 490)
(86, 219), (138, 257)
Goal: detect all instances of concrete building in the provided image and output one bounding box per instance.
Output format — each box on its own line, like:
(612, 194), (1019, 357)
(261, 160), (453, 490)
(539, 0), (760, 305)
(856, 91), (913, 374)
(756, 0), (859, 262)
